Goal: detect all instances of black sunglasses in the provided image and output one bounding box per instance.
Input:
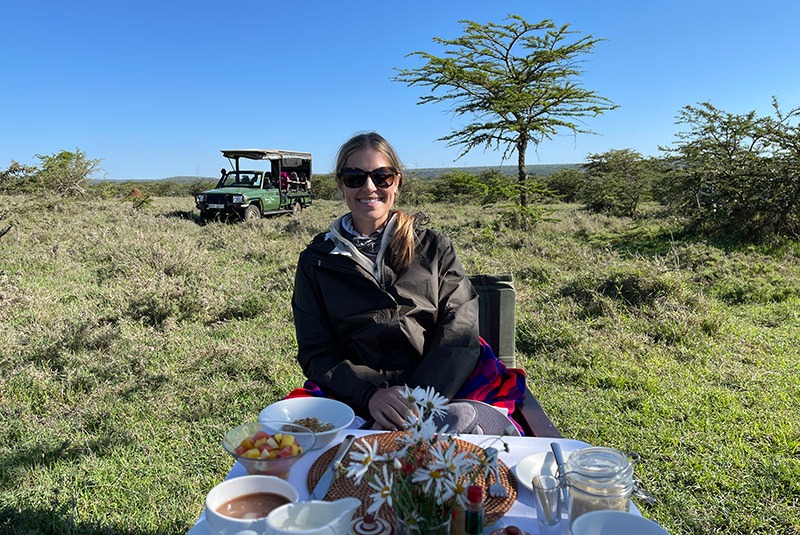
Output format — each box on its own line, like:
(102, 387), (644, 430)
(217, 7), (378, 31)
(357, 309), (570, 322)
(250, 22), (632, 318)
(338, 166), (398, 189)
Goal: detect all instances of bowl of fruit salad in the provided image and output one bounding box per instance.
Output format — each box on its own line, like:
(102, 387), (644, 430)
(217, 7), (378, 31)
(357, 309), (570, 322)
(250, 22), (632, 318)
(222, 421), (316, 479)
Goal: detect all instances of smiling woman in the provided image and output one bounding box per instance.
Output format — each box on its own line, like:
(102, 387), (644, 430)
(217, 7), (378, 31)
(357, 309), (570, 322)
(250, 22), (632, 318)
(288, 132), (526, 433)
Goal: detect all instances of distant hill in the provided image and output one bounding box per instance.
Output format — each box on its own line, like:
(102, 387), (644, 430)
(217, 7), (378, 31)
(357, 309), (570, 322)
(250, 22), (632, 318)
(93, 175), (216, 184)
(162, 175), (217, 183)
(406, 163), (582, 180)
(97, 164), (581, 183)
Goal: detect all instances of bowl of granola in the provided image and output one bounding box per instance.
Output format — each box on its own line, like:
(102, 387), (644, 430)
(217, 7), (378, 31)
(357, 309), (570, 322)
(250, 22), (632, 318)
(259, 398), (355, 450)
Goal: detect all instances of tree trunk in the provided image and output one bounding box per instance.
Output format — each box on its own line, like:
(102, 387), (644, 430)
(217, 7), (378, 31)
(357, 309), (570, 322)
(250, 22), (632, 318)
(517, 137), (529, 206)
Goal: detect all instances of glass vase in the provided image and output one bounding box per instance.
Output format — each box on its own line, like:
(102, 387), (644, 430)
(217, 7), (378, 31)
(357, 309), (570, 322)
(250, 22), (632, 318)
(395, 515), (452, 535)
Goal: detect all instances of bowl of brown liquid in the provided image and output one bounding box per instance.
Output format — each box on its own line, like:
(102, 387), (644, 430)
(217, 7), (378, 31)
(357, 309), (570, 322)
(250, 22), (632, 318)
(205, 475), (299, 535)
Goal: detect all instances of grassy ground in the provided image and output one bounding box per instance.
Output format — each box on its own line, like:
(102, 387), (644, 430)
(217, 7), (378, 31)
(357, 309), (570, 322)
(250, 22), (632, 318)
(0, 196), (798, 534)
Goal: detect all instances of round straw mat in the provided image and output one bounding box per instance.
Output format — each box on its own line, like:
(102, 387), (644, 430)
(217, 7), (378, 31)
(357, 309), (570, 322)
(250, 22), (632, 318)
(306, 432), (517, 526)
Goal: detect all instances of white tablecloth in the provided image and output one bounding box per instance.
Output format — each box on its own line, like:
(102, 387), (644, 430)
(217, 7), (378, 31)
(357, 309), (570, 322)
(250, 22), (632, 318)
(191, 429), (638, 534)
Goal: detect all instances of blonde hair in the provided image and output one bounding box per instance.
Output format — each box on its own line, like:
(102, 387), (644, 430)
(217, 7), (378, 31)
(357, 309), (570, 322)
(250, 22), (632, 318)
(334, 132), (416, 271)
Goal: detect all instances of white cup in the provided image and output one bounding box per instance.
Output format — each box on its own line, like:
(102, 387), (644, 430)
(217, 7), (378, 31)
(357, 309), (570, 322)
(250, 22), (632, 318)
(570, 510), (669, 535)
(205, 475), (299, 535)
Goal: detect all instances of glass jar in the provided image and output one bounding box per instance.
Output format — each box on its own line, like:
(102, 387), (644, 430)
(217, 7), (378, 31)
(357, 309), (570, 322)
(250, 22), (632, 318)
(564, 447), (634, 526)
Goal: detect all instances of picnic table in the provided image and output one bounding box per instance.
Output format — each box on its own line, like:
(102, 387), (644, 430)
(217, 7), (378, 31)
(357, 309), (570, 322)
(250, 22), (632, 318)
(189, 429), (600, 535)
(192, 428), (642, 533)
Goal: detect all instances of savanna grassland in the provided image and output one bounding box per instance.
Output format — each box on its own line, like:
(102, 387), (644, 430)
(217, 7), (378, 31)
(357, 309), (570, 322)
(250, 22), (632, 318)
(1, 195), (798, 534)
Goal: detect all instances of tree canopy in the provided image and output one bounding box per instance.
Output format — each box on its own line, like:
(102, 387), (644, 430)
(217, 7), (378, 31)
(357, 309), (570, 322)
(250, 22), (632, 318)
(660, 99), (800, 237)
(36, 149), (102, 197)
(393, 14), (617, 205)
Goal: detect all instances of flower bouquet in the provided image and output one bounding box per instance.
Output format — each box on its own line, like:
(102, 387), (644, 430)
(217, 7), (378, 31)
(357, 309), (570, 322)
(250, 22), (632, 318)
(344, 386), (499, 534)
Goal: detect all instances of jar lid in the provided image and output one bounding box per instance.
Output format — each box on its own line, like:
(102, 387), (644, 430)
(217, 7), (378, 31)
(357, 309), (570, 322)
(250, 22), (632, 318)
(564, 447), (633, 490)
(467, 485), (484, 503)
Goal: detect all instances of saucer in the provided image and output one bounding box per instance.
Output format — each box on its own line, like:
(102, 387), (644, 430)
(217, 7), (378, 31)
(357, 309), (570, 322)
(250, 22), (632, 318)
(186, 518), (209, 535)
(514, 449), (575, 493)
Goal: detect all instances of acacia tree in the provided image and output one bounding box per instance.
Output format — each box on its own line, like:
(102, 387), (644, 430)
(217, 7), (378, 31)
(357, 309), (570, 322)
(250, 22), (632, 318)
(659, 99), (800, 237)
(35, 149), (102, 197)
(393, 15), (617, 206)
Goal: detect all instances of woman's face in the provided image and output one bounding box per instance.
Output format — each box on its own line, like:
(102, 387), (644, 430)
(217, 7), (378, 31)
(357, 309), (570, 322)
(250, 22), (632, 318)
(340, 148), (400, 235)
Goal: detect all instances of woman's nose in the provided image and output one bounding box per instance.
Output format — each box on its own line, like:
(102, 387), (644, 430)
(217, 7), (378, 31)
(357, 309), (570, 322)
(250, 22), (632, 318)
(362, 176), (378, 192)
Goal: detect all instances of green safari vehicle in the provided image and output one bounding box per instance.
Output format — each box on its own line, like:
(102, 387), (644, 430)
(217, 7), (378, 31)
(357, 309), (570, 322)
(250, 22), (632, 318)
(195, 149), (312, 222)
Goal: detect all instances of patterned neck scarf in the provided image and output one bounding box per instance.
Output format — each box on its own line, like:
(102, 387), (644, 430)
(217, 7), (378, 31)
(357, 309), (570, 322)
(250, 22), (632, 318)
(340, 214), (388, 259)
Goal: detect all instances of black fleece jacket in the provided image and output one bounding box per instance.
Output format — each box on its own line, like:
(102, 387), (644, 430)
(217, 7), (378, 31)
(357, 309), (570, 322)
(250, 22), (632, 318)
(291, 217), (480, 417)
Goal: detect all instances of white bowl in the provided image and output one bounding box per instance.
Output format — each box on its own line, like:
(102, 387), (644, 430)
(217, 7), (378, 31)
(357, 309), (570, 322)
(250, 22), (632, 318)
(259, 398), (355, 450)
(571, 510), (669, 535)
(205, 475), (299, 535)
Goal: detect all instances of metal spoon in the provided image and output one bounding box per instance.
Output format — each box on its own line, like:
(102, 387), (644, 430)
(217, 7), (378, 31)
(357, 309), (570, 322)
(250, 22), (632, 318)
(550, 442), (568, 503)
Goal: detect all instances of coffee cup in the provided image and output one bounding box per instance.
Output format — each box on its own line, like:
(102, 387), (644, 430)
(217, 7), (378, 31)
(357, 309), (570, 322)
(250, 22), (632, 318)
(205, 475), (299, 535)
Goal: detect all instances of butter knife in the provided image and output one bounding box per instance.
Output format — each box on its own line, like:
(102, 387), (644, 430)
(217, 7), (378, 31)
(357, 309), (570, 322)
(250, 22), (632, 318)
(310, 434), (356, 500)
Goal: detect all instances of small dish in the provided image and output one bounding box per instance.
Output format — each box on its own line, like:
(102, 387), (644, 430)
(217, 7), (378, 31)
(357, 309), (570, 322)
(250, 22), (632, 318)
(514, 449), (575, 493)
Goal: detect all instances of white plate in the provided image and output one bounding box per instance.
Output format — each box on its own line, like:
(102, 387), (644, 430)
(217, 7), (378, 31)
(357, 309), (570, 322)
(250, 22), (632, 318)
(514, 449), (575, 492)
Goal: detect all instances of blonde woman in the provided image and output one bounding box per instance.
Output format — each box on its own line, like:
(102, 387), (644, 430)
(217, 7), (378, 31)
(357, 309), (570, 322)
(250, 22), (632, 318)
(290, 132), (525, 431)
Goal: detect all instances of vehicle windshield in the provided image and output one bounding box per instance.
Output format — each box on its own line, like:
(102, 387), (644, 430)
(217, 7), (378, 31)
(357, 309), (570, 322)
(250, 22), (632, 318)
(220, 171), (265, 188)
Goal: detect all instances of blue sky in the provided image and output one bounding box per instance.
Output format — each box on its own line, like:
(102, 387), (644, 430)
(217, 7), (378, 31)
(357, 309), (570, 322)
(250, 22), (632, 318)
(2, 0), (799, 180)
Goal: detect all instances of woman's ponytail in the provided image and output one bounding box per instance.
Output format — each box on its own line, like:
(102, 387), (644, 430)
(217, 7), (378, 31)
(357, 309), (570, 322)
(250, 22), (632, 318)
(389, 209), (416, 272)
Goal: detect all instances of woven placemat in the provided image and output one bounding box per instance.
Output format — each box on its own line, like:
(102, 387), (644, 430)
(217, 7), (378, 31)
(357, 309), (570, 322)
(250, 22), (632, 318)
(306, 432), (517, 526)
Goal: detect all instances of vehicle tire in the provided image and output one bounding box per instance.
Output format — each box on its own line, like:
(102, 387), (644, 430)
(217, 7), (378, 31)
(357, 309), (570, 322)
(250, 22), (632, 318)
(244, 205), (261, 221)
(292, 202), (303, 215)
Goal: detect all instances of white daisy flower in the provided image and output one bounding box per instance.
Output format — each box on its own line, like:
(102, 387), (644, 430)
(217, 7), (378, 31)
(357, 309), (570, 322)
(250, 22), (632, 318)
(411, 463), (448, 496)
(366, 464), (393, 514)
(443, 477), (468, 507)
(417, 415), (442, 442)
(441, 441), (477, 475)
(346, 439), (380, 484)
(418, 386), (449, 419)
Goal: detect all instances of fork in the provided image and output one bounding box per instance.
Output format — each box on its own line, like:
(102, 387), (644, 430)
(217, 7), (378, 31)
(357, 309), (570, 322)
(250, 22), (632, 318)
(484, 447), (507, 498)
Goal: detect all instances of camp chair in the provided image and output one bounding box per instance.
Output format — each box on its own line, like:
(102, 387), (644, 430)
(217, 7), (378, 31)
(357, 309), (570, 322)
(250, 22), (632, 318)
(469, 274), (563, 438)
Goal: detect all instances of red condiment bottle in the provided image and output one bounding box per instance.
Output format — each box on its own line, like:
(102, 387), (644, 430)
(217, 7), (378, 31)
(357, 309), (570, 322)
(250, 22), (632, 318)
(464, 485), (484, 535)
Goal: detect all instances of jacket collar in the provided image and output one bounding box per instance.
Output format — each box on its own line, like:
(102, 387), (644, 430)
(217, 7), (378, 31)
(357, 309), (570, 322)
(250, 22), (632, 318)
(325, 212), (398, 283)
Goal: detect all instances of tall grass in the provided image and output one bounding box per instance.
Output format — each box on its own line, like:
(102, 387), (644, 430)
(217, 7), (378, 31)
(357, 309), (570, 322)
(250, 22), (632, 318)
(0, 196), (798, 534)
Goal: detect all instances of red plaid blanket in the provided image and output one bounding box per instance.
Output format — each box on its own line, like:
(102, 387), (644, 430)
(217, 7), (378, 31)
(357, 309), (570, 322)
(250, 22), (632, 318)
(285, 337), (527, 433)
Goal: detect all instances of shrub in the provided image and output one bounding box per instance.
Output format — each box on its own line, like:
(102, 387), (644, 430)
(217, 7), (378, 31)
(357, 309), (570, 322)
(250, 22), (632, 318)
(543, 167), (585, 202)
(430, 170), (488, 204)
(35, 149), (102, 197)
(309, 173), (338, 200)
(660, 99), (800, 238)
(579, 149), (651, 217)
(0, 160), (39, 194)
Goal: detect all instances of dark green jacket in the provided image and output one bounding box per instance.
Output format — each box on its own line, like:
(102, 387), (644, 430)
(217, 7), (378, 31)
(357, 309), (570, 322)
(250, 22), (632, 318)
(291, 214), (479, 417)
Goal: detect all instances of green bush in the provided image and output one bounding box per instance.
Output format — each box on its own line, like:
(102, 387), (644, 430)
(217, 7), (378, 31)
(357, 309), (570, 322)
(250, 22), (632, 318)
(0, 161), (39, 194)
(543, 167), (585, 202)
(579, 149), (651, 217)
(430, 170), (488, 204)
(310, 173), (338, 200)
(660, 100), (800, 238)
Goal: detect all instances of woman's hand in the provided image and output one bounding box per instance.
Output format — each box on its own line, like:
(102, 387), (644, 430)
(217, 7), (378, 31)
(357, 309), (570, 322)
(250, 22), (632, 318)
(368, 386), (410, 430)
